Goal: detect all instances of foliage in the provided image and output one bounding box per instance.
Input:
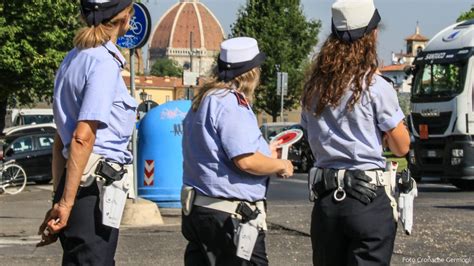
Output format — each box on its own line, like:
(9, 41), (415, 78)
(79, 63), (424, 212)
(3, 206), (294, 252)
(0, 1), (80, 130)
(384, 152), (408, 172)
(398, 92), (411, 116)
(231, 0), (321, 121)
(150, 58), (183, 77)
(457, 6), (474, 22)
(0, 1), (80, 105)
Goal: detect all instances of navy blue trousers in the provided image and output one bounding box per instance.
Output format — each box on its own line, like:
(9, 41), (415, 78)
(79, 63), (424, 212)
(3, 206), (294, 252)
(311, 187), (397, 266)
(182, 205), (268, 266)
(54, 173), (119, 266)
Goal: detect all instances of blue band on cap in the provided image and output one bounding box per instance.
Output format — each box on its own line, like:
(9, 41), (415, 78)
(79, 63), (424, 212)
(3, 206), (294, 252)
(81, 0), (132, 27)
(217, 53), (266, 82)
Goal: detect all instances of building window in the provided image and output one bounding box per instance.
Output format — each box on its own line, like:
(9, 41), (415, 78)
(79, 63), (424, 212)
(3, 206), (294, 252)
(407, 43), (412, 54)
(416, 46), (423, 55)
(166, 95), (170, 102)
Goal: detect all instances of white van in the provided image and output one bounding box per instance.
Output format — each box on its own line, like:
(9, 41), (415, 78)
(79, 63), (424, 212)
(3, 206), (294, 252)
(5, 108), (54, 128)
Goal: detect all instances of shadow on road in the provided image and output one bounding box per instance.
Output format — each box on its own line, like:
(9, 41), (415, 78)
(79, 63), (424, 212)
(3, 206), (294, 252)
(418, 186), (460, 193)
(433, 205), (474, 211)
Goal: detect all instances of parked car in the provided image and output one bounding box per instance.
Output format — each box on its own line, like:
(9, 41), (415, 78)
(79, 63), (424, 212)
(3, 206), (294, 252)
(284, 124), (315, 173)
(2, 123), (56, 136)
(2, 131), (55, 184)
(259, 122), (314, 173)
(260, 122), (296, 141)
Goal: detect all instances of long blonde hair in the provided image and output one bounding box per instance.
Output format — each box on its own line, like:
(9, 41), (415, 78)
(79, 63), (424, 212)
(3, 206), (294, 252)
(73, 5), (133, 49)
(191, 67), (261, 111)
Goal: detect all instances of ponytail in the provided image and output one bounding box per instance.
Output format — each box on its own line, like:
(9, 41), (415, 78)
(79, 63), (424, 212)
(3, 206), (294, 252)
(73, 24), (112, 49)
(73, 5), (132, 49)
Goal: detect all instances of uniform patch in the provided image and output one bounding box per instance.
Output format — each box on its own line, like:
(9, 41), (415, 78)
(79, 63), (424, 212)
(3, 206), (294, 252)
(232, 91), (250, 109)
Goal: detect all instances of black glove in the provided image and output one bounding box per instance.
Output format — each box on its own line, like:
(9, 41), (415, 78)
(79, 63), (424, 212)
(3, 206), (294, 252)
(344, 170), (378, 204)
(398, 169), (415, 194)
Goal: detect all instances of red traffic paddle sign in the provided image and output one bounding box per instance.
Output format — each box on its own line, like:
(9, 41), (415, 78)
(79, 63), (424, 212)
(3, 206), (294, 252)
(270, 129), (304, 147)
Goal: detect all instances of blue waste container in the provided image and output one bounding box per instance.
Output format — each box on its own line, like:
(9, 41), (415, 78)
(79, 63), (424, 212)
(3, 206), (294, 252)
(137, 100), (191, 208)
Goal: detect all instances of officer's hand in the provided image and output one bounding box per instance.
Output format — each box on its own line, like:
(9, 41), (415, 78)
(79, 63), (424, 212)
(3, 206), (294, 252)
(344, 170), (377, 204)
(37, 208), (59, 247)
(44, 201), (72, 234)
(277, 160), (293, 179)
(36, 228), (58, 247)
(269, 139), (283, 159)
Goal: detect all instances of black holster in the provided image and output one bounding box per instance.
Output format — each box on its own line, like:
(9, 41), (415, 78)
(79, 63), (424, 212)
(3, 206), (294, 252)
(95, 161), (126, 186)
(313, 169), (339, 197)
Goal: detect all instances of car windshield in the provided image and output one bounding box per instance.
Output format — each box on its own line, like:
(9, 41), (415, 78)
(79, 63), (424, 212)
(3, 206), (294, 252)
(4, 135), (33, 155)
(21, 115), (54, 125)
(412, 62), (467, 99)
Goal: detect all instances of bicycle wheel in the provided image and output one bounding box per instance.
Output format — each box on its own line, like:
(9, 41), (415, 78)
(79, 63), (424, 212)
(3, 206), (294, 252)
(2, 163), (27, 195)
(132, 22), (142, 35)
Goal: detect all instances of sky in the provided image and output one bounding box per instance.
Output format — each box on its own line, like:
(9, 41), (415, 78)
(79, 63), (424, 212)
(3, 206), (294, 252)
(140, 0), (473, 66)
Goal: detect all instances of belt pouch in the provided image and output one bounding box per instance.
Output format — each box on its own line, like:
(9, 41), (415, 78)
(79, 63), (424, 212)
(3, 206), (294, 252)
(235, 221), (259, 261)
(308, 167), (321, 201)
(312, 169), (338, 196)
(99, 172), (130, 229)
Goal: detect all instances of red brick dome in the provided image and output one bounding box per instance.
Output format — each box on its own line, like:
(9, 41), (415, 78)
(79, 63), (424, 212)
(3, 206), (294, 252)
(150, 0), (225, 52)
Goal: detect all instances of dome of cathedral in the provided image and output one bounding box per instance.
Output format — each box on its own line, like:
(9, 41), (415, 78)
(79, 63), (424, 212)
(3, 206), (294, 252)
(150, 0), (225, 56)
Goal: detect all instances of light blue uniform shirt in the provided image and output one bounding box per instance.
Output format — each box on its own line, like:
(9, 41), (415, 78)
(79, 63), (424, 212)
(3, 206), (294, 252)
(53, 41), (137, 164)
(301, 75), (404, 170)
(182, 90), (271, 202)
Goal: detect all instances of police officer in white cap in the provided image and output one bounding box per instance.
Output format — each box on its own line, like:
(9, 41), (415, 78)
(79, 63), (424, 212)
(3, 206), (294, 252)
(301, 0), (410, 265)
(37, 1), (136, 265)
(181, 37), (294, 265)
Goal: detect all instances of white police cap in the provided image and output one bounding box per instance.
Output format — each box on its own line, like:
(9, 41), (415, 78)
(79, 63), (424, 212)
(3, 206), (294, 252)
(218, 37), (266, 82)
(331, 0), (381, 42)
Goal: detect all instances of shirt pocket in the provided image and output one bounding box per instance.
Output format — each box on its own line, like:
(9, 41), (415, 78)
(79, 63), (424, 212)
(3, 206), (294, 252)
(112, 93), (137, 139)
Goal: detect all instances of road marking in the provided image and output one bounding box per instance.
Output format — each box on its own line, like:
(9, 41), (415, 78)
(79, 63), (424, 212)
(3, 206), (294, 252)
(35, 185), (53, 191)
(0, 236), (40, 245)
(419, 183), (457, 189)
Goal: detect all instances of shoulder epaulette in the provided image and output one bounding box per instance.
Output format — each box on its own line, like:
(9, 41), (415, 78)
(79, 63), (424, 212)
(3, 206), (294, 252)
(377, 74), (395, 86)
(232, 91), (250, 109)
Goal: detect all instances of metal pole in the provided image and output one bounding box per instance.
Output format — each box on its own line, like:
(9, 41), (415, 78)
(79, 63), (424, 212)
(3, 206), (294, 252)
(188, 32), (194, 100)
(280, 73), (284, 122)
(189, 32), (193, 72)
(130, 48), (138, 204)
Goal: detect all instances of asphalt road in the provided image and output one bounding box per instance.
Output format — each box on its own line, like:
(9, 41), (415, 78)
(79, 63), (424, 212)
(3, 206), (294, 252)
(0, 174), (473, 265)
(267, 174), (474, 265)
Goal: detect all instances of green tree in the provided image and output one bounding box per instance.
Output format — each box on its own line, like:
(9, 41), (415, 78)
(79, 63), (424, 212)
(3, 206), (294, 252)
(150, 58), (183, 77)
(457, 6), (474, 22)
(231, 0), (321, 121)
(398, 92), (411, 116)
(0, 1), (80, 131)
